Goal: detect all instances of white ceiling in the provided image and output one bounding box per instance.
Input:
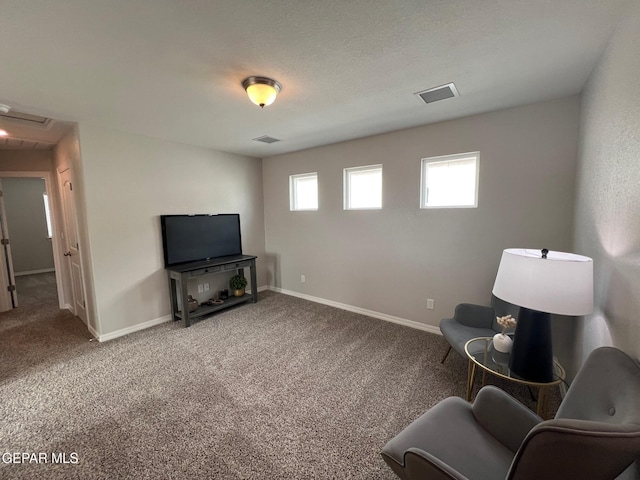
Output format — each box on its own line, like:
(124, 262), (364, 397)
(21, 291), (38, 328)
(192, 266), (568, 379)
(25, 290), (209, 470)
(0, 0), (630, 158)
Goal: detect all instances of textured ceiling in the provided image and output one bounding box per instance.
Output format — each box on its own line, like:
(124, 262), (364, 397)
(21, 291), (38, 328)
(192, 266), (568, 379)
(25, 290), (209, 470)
(0, 0), (630, 158)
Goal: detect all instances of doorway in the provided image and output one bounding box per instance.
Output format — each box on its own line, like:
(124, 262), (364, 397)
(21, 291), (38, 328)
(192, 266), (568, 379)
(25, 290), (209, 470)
(0, 172), (64, 313)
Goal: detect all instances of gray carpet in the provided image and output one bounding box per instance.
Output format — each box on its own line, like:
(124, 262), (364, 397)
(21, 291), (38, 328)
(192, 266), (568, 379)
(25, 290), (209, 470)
(1, 274), (559, 479)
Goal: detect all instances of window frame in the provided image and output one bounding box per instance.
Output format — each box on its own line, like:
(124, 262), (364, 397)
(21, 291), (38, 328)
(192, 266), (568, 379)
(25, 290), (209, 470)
(343, 164), (383, 210)
(420, 152), (480, 209)
(289, 172), (318, 211)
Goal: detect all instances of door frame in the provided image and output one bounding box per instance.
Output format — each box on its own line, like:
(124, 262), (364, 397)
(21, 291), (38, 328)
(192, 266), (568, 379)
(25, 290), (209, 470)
(0, 171), (65, 309)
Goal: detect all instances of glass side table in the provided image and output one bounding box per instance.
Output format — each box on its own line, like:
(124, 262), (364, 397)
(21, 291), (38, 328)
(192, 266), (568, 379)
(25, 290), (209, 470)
(464, 337), (565, 418)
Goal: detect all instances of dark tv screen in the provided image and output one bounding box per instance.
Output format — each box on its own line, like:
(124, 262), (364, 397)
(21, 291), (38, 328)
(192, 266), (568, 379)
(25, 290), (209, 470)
(161, 214), (242, 266)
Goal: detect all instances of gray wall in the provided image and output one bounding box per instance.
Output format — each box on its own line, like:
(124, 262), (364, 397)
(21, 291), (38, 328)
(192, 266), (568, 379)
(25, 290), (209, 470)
(76, 123), (266, 337)
(262, 96), (580, 330)
(573, 1), (640, 365)
(1, 177), (54, 274)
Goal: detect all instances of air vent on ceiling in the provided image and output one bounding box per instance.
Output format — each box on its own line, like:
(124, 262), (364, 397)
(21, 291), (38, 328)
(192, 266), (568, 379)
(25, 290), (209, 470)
(0, 136), (55, 150)
(0, 110), (52, 127)
(252, 135), (281, 144)
(415, 83), (459, 105)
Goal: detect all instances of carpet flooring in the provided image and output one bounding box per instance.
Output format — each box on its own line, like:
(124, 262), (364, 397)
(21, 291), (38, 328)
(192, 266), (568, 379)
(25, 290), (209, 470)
(0, 274), (559, 479)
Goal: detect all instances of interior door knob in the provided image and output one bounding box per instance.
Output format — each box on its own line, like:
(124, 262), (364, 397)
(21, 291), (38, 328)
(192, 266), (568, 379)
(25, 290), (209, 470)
(64, 251), (72, 256)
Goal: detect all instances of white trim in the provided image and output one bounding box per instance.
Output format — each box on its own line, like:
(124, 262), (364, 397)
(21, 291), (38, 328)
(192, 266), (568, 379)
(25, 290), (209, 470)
(91, 284), (437, 343)
(97, 314), (172, 342)
(14, 268), (56, 276)
(289, 172), (318, 211)
(343, 164), (383, 210)
(86, 321), (100, 341)
(95, 285), (270, 342)
(268, 286), (441, 335)
(420, 151), (479, 209)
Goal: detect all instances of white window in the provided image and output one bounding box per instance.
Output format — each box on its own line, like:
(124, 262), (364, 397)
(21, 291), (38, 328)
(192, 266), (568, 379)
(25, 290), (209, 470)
(420, 152), (479, 208)
(344, 165), (382, 210)
(289, 172), (318, 211)
(43, 192), (53, 238)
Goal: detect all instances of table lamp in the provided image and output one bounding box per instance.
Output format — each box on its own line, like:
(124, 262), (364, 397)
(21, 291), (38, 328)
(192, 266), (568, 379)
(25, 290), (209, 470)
(492, 248), (593, 382)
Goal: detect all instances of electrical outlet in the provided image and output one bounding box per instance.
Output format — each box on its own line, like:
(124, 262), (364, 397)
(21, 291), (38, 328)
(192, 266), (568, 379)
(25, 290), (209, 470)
(198, 284), (204, 293)
(204, 283), (210, 291)
(427, 298), (434, 310)
(301, 275), (306, 283)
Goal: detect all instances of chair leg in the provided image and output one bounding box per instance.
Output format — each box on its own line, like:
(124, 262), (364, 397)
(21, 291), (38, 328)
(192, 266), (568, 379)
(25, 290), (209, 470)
(441, 345), (452, 364)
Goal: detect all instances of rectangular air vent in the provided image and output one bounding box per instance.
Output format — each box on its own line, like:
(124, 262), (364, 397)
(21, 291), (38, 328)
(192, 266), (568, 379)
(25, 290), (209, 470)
(252, 135), (280, 144)
(0, 136), (55, 150)
(415, 83), (459, 105)
(0, 110), (52, 127)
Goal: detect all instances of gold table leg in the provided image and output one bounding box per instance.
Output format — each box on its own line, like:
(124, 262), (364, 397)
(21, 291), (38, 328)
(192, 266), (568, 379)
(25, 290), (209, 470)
(537, 386), (549, 418)
(467, 360), (477, 402)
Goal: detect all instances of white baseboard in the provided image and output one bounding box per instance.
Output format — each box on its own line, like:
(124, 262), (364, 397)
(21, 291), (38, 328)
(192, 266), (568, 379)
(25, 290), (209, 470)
(93, 284), (435, 342)
(87, 322), (100, 341)
(15, 268), (55, 277)
(268, 286), (441, 335)
(97, 314), (172, 342)
(95, 284), (272, 342)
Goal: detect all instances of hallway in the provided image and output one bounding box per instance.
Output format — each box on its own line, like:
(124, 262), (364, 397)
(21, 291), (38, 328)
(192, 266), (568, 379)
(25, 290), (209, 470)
(0, 272), (90, 382)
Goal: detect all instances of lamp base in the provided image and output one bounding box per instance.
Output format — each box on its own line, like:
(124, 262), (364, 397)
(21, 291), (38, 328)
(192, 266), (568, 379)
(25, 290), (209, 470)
(509, 307), (554, 382)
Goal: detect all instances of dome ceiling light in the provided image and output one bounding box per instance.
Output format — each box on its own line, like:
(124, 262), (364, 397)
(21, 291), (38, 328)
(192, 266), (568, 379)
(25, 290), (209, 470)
(242, 76), (282, 108)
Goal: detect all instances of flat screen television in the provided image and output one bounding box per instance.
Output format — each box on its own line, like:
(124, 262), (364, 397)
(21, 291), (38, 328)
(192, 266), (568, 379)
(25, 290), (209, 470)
(161, 214), (242, 267)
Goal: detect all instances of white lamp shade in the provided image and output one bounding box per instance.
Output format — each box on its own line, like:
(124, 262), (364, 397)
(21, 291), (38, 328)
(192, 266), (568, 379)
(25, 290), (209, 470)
(492, 248), (594, 315)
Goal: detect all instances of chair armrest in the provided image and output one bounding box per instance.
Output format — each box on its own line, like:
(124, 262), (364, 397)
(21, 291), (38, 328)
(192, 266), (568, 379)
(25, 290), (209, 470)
(472, 386), (542, 452)
(452, 303), (495, 329)
(404, 447), (470, 480)
(508, 419), (640, 480)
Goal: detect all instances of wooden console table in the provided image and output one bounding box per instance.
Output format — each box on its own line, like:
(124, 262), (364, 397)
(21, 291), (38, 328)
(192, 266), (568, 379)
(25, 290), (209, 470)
(166, 254), (257, 327)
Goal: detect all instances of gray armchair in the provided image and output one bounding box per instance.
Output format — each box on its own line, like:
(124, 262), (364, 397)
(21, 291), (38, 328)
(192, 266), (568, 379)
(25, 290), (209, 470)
(381, 346), (640, 480)
(439, 296), (519, 363)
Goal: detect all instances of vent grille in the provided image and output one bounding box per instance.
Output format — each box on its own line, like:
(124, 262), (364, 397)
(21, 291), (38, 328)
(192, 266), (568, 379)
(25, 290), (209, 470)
(252, 135), (281, 144)
(415, 83), (459, 105)
(0, 110), (52, 127)
(0, 136), (55, 150)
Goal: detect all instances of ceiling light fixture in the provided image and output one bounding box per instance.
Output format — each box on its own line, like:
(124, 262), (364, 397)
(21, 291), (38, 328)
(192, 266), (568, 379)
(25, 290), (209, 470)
(242, 76), (282, 108)
(0, 129), (7, 136)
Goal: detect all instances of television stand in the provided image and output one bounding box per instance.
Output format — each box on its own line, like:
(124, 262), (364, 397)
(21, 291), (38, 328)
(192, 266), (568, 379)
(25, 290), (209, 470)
(166, 254), (257, 327)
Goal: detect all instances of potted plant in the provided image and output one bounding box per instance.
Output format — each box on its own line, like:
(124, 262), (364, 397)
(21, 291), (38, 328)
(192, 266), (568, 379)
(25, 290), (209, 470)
(493, 315), (517, 353)
(229, 274), (248, 297)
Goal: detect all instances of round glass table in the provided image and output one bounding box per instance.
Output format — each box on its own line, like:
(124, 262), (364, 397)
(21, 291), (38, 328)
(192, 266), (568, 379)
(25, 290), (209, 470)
(464, 337), (565, 418)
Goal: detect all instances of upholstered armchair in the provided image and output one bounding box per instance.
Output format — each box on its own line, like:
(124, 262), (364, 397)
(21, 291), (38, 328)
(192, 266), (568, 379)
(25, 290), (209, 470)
(381, 347), (640, 480)
(439, 296), (518, 363)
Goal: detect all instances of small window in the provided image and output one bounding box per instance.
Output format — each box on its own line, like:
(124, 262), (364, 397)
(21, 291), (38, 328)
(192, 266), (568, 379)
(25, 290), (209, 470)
(344, 165), (382, 210)
(420, 152), (479, 208)
(43, 192), (53, 238)
(290, 172), (318, 211)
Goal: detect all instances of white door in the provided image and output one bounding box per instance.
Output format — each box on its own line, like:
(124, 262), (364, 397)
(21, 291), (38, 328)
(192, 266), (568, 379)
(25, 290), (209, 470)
(0, 180), (17, 311)
(59, 169), (87, 323)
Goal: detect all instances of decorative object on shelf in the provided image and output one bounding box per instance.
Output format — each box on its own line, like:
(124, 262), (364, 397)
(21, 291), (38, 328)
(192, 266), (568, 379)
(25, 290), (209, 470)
(229, 275), (248, 297)
(201, 298), (224, 306)
(186, 295), (199, 312)
(219, 289), (229, 300)
(493, 314), (517, 353)
(492, 248), (593, 382)
(242, 76), (282, 108)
